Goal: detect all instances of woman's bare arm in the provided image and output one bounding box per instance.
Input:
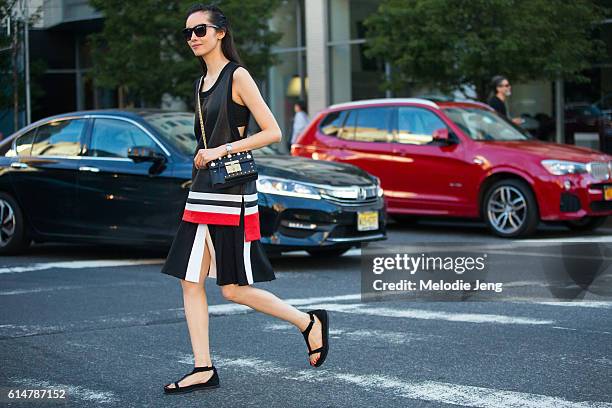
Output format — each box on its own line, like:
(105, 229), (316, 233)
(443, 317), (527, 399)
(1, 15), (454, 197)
(194, 66), (282, 168)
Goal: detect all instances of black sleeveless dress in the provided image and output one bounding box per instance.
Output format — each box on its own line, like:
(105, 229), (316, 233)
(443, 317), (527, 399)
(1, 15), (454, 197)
(160, 61), (276, 286)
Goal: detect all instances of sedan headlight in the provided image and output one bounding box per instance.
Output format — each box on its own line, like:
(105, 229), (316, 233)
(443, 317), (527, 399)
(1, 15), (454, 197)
(256, 176), (321, 199)
(541, 160), (588, 175)
(373, 175), (384, 197)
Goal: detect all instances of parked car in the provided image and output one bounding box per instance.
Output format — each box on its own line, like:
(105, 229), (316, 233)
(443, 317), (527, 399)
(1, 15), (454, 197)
(292, 98), (612, 238)
(564, 103), (612, 154)
(0, 109), (386, 255)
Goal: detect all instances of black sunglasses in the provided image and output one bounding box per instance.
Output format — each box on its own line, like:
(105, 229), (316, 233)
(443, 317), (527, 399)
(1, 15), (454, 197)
(182, 23), (220, 41)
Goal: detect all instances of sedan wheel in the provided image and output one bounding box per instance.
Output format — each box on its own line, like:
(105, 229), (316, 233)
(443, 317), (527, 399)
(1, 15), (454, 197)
(483, 180), (538, 238)
(0, 193), (31, 254)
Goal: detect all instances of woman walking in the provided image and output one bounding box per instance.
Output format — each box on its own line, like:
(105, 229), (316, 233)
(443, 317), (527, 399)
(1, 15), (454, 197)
(161, 3), (329, 394)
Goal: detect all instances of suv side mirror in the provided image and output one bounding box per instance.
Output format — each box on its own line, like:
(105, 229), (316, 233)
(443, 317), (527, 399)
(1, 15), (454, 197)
(127, 145), (165, 163)
(432, 128), (449, 142)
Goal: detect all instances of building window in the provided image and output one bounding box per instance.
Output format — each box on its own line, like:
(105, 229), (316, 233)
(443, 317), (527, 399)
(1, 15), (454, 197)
(267, 0), (306, 151)
(327, 0), (385, 104)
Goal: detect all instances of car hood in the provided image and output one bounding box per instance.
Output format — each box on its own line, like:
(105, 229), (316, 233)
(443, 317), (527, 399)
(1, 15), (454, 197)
(254, 154), (376, 185)
(480, 140), (611, 162)
(174, 154), (377, 186)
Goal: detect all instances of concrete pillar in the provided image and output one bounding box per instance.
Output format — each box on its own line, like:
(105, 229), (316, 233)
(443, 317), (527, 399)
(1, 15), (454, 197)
(305, 0), (329, 117)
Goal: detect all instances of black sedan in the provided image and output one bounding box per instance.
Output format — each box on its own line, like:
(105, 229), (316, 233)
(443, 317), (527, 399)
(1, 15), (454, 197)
(0, 109), (386, 256)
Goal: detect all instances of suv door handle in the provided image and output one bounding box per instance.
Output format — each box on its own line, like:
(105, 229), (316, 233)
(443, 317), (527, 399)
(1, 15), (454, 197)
(10, 162), (28, 169)
(79, 166), (100, 173)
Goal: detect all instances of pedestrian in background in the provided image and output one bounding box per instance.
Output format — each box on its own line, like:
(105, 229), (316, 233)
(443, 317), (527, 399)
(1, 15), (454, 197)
(487, 75), (524, 125)
(161, 3), (329, 395)
(290, 100), (309, 149)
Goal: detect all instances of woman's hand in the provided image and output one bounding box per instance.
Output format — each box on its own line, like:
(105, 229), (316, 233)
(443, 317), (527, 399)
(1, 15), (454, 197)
(194, 146), (225, 169)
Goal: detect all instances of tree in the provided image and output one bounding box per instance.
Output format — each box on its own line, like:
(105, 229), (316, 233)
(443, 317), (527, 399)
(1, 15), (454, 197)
(363, 0), (606, 101)
(0, 0), (44, 132)
(87, 0), (282, 108)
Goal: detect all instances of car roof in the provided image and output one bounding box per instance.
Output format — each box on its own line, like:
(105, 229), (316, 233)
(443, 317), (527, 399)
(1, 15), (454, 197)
(328, 98), (439, 110)
(41, 108), (176, 120)
(326, 98), (493, 112)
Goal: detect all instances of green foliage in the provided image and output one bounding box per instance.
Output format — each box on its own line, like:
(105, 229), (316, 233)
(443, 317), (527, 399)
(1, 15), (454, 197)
(87, 0), (282, 107)
(0, 0), (45, 124)
(363, 0), (606, 100)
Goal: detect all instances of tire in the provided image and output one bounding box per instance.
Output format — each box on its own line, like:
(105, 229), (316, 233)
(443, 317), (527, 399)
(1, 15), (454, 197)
(565, 216), (607, 232)
(306, 246), (351, 257)
(0, 192), (32, 255)
(482, 179), (539, 238)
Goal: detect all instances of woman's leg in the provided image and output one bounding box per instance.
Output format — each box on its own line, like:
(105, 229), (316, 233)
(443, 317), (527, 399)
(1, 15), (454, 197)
(165, 226), (215, 388)
(221, 284), (323, 365)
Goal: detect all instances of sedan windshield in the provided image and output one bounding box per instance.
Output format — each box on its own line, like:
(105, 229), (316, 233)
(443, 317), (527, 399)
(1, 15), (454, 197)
(443, 107), (532, 141)
(142, 112), (197, 155)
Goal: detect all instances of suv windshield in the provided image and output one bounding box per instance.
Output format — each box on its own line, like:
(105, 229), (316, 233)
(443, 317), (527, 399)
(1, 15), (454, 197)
(443, 107), (532, 141)
(142, 112), (197, 155)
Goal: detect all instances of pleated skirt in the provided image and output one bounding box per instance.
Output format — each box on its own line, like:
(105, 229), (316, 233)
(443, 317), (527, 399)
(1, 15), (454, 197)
(160, 185), (276, 286)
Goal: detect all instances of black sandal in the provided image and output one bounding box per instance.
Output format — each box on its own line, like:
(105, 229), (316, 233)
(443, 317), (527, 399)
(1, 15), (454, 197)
(301, 309), (329, 367)
(163, 365), (219, 394)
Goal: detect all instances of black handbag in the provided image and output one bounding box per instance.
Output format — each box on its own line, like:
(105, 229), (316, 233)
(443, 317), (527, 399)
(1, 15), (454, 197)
(195, 75), (258, 189)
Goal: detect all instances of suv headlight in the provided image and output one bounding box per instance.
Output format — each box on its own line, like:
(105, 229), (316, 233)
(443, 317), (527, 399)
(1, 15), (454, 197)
(256, 176), (321, 199)
(541, 160), (588, 175)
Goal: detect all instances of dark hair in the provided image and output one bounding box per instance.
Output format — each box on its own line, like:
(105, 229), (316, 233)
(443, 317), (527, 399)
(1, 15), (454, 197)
(295, 100), (307, 114)
(185, 3), (244, 75)
(489, 75), (508, 99)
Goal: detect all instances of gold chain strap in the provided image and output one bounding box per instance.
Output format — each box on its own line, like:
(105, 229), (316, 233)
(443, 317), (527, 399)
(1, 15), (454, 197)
(196, 75), (208, 150)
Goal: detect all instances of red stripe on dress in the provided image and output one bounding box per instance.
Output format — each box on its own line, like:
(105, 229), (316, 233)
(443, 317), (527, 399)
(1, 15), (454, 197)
(182, 210), (240, 225)
(244, 211), (261, 242)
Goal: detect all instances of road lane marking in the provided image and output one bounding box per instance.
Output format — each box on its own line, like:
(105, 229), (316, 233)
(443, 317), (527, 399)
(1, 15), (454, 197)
(0, 281), (163, 296)
(8, 378), (118, 404)
(175, 353), (612, 407)
(5, 291), (611, 339)
(302, 302), (555, 325)
(0, 259), (164, 274)
(264, 323), (442, 344)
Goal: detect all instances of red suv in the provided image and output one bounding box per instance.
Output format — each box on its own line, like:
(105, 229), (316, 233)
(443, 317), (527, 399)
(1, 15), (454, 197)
(291, 99), (612, 238)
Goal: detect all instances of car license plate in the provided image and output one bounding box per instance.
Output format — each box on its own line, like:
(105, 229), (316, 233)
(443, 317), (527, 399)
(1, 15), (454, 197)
(357, 211), (378, 231)
(605, 186), (612, 201)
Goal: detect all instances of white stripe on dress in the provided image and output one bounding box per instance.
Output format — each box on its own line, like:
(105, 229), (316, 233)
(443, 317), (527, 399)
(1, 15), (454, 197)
(188, 191), (243, 202)
(185, 224), (206, 282)
(244, 206), (258, 215)
(244, 193), (259, 202)
(243, 236), (253, 284)
(184, 203), (242, 214)
(185, 224), (216, 282)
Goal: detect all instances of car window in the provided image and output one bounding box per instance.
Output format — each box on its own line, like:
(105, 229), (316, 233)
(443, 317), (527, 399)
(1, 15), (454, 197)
(89, 118), (157, 158)
(443, 107), (531, 141)
(142, 112), (196, 156)
(353, 107), (393, 142)
(31, 119), (85, 156)
(319, 110), (347, 136)
(396, 107), (447, 145)
(339, 109), (357, 140)
(5, 128), (37, 157)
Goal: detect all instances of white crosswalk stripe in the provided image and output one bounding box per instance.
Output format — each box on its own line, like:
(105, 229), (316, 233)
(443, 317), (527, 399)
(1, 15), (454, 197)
(174, 353), (612, 408)
(0, 259), (164, 274)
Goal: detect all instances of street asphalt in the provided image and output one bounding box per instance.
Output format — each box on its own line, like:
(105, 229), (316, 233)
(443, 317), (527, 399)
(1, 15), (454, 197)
(1, 218), (611, 407)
